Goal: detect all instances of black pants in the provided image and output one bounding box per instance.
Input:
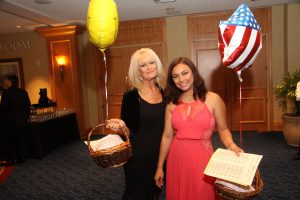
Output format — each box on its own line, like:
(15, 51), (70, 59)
(122, 164), (162, 200)
(0, 126), (29, 162)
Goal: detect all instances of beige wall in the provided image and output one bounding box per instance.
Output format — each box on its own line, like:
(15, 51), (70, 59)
(287, 3), (300, 71)
(1, 3), (299, 130)
(78, 32), (100, 128)
(166, 15), (189, 64)
(272, 5), (285, 126)
(0, 32), (50, 104)
(272, 4), (300, 126)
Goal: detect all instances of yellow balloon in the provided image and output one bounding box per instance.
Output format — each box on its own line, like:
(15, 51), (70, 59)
(87, 0), (119, 52)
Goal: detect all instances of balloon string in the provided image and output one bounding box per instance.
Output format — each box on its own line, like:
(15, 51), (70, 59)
(103, 51), (108, 120)
(239, 82), (243, 148)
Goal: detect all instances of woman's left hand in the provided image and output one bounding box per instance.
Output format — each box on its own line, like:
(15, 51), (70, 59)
(105, 118), (126, 133)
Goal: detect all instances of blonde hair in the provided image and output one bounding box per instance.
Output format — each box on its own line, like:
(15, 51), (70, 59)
(128, 48), (166, 90)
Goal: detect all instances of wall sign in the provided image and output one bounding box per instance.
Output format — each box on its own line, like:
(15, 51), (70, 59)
(0, 40), (31, 52)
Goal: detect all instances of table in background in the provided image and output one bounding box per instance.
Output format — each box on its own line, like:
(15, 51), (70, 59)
(28, 112), (80, 158)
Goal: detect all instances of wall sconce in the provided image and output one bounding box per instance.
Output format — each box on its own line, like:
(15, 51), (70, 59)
(55, 55), (66, 81)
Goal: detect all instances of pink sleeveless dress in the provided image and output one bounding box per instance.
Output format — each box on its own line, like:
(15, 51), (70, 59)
(166, 99), (216, 200)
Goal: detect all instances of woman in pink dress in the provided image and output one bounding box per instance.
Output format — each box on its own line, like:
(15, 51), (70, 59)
(154, 57), (243, 200)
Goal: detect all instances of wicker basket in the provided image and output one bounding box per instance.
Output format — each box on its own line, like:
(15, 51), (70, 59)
(87, 123), (132, 168)
(215, 170), (263, 200)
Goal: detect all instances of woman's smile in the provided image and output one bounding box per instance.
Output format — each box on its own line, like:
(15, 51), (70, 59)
(172, 63), (194, 91)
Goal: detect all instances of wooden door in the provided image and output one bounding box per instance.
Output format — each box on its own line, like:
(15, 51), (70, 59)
(97, 44), (165, 122)
(192, 36), (268, 131)
(98, 47), (130, 121)
(193, 39), (232, 129)
(230, 35), (268, 131)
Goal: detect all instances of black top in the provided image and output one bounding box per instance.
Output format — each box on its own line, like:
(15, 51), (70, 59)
(121, 88), (166, 135)
(0, 85), (31, 132)
(120, 88), (166, 199)
(121, 88), (140, 134)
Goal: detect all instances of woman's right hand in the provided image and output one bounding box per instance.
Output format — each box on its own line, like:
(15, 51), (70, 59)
(105, 118), (126, 133)
(154, 168), (165, 188)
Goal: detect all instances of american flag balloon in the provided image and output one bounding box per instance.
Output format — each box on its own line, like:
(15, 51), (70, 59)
(218, 3), (262, 82)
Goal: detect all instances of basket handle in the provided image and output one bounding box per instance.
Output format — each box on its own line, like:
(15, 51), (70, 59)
(87, 122), (130, 152)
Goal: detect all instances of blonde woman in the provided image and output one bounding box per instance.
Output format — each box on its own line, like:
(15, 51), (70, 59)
(106, 48), (167, 200)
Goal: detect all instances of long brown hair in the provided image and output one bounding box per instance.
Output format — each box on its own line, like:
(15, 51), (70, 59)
(167, 57), (207, 104)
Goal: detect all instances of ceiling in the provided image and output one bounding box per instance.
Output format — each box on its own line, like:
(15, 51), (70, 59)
(0, 0), (299, 36)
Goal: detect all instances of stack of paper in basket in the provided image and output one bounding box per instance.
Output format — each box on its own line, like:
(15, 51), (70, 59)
(85, 134), (124, 151)
(204, 148), (263, 193)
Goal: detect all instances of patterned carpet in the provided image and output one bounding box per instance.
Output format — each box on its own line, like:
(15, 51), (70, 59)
(0, 131), (299, 200)
(213, 131), (300, 200)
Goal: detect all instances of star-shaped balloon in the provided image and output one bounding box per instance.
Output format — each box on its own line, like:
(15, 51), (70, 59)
(218, 3), (262, 82)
